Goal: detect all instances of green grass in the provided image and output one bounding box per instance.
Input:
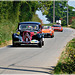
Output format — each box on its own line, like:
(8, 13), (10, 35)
(71, 19), (75, 29)
(71, 26), (75, 29)
(0, 20), (18, 45)
(53, 38), (75, 74)
(62, 25), (67, 27)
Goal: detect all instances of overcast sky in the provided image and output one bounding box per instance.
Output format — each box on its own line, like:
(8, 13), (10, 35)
(36, 1), (75, 24)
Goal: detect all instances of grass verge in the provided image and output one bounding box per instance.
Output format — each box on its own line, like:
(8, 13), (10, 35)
(0, 20), (18, 46)
(70, 19), (75, 29)
(52, 38), (75, 74)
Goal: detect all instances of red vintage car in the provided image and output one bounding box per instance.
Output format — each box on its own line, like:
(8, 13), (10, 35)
(51, 25), (63, 32)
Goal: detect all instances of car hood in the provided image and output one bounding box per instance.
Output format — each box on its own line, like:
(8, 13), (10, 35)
(42, 29), (51, 33)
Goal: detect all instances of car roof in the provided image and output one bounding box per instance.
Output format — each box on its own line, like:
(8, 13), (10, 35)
(19, 22), (41, 25)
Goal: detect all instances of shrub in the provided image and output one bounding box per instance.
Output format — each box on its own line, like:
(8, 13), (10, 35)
(71, 19), (75, 29)
(53, 38), (75, 74)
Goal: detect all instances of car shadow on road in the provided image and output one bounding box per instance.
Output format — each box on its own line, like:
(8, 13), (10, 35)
(7, 45), (42, 48)
(44, 36), (52, 38)
(0, 65), (55, 74)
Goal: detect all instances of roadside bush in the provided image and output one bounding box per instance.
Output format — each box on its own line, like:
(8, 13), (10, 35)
(0, 20), (18, 45)
(62, 19), (67, 26)
(53, 38), (75, 74)
(71, 19), (75, 29)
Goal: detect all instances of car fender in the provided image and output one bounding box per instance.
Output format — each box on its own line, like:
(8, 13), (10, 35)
(12, 33), (22, 41)
(36, 33), (44, 39)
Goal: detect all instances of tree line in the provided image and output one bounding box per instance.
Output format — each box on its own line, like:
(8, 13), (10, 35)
(0, 1), (52, 45)
(0, 1), (52, 23)
(0, 1), (75, 45)
(46, 1), (75, 26)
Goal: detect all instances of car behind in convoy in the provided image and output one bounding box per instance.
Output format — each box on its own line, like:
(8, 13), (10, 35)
(42, 26), (54, 38)
(51, 25), (63, 32)
(12, 22), (44, 47)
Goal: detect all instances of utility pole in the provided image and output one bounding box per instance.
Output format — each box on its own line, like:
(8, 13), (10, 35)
(67, 0), (68, 26)
(53, 0), (55, 23)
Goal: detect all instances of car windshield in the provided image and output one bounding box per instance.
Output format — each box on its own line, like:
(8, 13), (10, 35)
(42, 26), (49, 29)
(53, 25), (61, 27)
(19, 24), (39, 31)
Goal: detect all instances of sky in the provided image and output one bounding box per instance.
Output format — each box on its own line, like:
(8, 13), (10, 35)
(36, 1), (75, 24)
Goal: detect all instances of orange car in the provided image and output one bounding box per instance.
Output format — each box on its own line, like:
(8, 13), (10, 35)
(42, 26), (54, 38)
(51, 25), (63, 32)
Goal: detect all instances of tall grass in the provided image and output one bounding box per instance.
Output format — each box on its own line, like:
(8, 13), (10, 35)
(0, 20), (18, 45)
(53, 38), (75, 74)
(71, 19), (75, 29)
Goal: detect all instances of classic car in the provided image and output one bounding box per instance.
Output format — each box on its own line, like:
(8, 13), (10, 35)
(42, 26), (54, 38)
(51, 25), (63, 32)
(12, 22), (44, 47)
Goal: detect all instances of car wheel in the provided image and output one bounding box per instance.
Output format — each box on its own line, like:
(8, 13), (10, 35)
(14, 43), (20, 47)
(12, 41), (20, 47)
(42, 41), (44, 46)
(12, 41), (16, 47)
(42, 38), (44, 46)
(38, 39), (42, 48)
(61, 30), (63, 32)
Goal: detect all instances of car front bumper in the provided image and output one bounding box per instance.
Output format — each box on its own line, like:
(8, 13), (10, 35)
(14, 40), (39, 44)
(53, 28), (63, 31)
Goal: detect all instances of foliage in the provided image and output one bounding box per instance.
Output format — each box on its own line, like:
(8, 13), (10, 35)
(39, 1), (52, 15)
(71, 19), (75, 29)
(53, 38), (75, 74)
(0, 21), (17, 45)
(46, 1), (75, 26)
(0, 1), (52, 45)
(31, 14), (41, 23)
(44, 23), (56, 26)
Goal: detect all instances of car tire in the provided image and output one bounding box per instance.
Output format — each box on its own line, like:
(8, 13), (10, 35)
(61, 30), (63, 32)
(38, 39), (42, 48)
(12, 41), (16, 47)
(12, 40), (20, 47)
(42, 41), (44, 46)
(42, 38), (44, 46)
(13, 43), (20, 47)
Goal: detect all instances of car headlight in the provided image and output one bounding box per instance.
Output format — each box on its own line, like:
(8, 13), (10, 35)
(17, 31), (20, 35)
(60, 28), (61, 30)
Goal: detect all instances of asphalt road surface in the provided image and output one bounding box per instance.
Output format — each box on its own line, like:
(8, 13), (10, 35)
(0, 28), (75, 74)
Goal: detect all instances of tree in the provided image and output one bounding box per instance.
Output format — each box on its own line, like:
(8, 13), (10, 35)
(46, 1), (75, 26)
(0, 1), (53, 44)
(39, 1), (52, 15)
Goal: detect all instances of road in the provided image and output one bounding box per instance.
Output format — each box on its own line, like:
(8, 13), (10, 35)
(0, 28), (75, 74)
